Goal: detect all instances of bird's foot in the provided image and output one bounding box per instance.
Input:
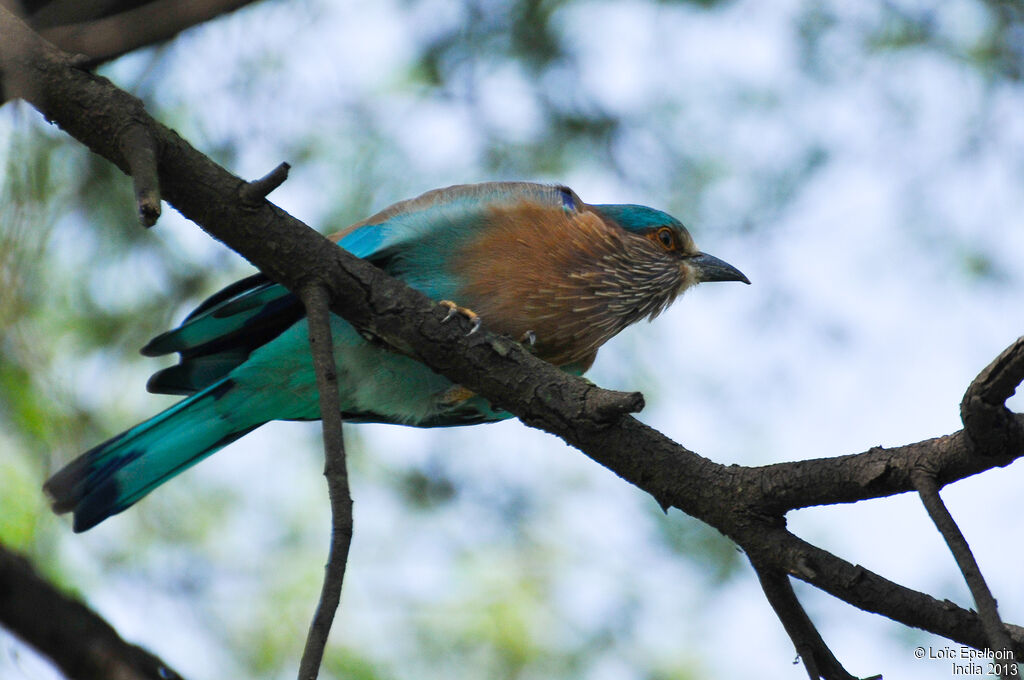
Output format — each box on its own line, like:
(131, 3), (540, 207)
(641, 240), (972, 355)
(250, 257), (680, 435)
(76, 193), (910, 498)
(520, 330), (538, 351)
(439, 300), (481, 335)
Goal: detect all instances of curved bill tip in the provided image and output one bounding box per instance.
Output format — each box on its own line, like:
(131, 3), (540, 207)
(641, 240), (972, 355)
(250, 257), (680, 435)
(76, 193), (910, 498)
(690, 252), (750, 285)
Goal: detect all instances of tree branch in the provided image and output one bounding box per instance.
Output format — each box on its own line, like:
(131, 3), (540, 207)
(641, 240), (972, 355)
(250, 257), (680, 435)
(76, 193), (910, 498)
(961, 336), (1024, 457)
(119, 121), (161, 227)
(912, 470), (1014, 666)
(240, 161), (290, 204)
(0, 543), (185, 680)
(752, 561), (866, 680)
(745, 527), (1024, 658)
(33, 0), (264, 66)
(748, 417), (1024, 515)
(297, 284), (353, 680)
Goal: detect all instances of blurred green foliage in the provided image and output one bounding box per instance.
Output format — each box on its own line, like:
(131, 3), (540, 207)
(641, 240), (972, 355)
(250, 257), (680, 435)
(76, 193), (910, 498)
(0, 111), (237, 596)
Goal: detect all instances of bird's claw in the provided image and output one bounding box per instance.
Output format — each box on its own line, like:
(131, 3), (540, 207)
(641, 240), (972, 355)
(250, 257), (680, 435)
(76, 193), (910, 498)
(439, 300), (481, 335)
(520, 330), (537, 348)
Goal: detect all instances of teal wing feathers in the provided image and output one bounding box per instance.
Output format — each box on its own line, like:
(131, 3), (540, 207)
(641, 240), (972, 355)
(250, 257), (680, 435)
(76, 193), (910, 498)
(139, 210), (407, 395)
(143, 182), (574, 397)
(142, 274), (304, 395)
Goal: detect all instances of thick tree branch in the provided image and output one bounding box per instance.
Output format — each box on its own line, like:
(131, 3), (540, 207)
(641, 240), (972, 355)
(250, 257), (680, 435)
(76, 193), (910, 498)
(749, 420), (1023, 514)
(297, 285), (353, 680)
(3, 7), (1024, 672)
(32, 0), (264, 66)
(744, 527), (1024, 658)
(961, 336), (1024, 457)
(0, 543), (185, 680)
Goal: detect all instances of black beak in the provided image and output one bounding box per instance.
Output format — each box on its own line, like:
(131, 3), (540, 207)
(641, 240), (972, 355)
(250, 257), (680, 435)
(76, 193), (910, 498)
(689, 252), (750, 284)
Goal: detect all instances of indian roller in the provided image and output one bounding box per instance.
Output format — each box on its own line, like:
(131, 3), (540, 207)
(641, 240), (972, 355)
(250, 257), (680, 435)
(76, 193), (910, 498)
(44, 182), (749, 531)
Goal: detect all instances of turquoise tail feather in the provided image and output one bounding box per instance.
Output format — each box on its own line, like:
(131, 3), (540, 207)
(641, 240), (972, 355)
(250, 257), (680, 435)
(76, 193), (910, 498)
(44, 378), (259, 532)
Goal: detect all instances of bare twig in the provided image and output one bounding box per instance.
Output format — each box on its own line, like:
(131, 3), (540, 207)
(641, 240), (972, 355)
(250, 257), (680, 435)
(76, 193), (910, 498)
(119, 122), (161, 227)
(0, 544), (185, 680)
(241, 161), (290, 204)
(582, 385), (645, 423)
(753, 561), (865, 680)
(911, 470), (1015, 671)
(297, 284), (353, 680)
(961, 336), (1024, 456)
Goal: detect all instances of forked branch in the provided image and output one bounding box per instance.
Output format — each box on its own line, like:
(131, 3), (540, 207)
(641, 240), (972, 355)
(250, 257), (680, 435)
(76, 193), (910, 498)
(752, 560), (867, 680)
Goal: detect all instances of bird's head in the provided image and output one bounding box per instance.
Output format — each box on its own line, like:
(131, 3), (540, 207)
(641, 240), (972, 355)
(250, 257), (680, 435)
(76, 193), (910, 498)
(592, 203), (750, 291)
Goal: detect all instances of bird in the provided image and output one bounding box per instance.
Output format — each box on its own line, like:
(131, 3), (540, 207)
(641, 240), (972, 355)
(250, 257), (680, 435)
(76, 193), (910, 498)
(44, 181), (749, 532)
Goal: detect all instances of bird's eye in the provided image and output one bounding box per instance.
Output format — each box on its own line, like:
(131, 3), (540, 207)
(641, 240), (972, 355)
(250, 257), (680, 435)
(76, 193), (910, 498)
(654, 227), (676, 251)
